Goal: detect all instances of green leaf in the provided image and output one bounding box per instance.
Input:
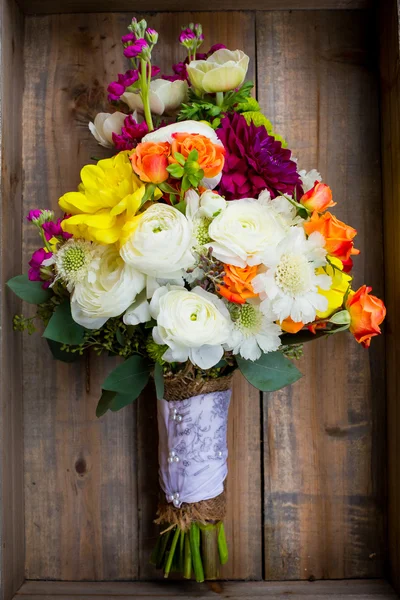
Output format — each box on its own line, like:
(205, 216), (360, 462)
(96, 390), (117, 418)
(43, 301), (85, 345)
(237, 351), (302, 392)
(280, 329), (330, 345)
(102, 354), (150, 396)
(174, 200), (187, 215)
(141, 183), (156, 205)
(158, 181), (179, 195)
(109, 393), (137, 412)
(167, 164), (184, 178)
(187, 149), (199, 162)
(7, 274), (52, 304)
(154, 362), (164, 400)
(174, 152), (186, 166)
(47, 339), (80, 363)
(116, 328), (125, 346)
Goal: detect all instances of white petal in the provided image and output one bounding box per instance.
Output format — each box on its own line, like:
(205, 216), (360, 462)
(102, 111), (126, 144)
(190, 345), (224, 369)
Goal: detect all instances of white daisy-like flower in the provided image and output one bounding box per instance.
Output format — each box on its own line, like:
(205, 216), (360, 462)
(253, 227), (331, 324)
(54, 239), (99, 292)
(227, 303), (282, 361)
(298, 168), (322, 193)
(258, 189), (299, 227)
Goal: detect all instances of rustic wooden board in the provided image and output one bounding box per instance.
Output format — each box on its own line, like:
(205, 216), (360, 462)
(17, 1), (373, 16)
(0, 1), (25, 598)
(257, 10), (385, 580)
(13, 579), (398, 599)
(22, 11), (261, 581)
(379, 0), (400, 593)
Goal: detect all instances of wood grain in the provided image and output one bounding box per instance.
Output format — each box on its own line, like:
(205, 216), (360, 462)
(379, 0), (400, 593)
(257, 10), (385, 580)
(17, 1), (373, 16)
(13, 579), (398, 598)
(0, 1), (25, 599)
(22, 11), (261, 581)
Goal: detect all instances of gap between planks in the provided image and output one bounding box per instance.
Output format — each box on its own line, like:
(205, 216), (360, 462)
(13, 579), (398, 599)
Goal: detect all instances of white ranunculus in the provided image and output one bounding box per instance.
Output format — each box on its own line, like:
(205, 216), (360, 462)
(122, 79), (188, 116)
(120, 204), (195, 279)
(142, 120), (224, 189)
(186, 190), (226, 222)
(207, 198), (287, 268)
(88, 111), (127, 148)
(123, 290), (151, 326)
(71, 246), (145, 329)
(187, 49), (249, 94)
(150, 285), (232, 369)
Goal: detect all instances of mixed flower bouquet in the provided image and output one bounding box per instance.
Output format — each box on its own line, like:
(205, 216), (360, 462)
(7, 18), (386, 582)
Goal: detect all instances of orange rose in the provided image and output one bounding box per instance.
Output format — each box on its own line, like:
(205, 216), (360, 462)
(307, 321), (327, 334)
(218, 264), (258, 304)
(345, 285), (386, 348)
(170, 132), (225, 179)
(300, 182), (335, 212)
(130, 142), (170, 184)
(280, 317), (304, 334)
(304, 211), (360, 262)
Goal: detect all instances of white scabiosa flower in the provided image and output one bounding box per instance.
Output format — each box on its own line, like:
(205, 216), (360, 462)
(207, 198), (287, 268)
(71, 245), (146, 329)
(150, 285), (232, 369)
(54, 239), (98, 292)
(88, 112), (127, 148)
(253, 227), (331, 324)
(120, 203), (195, 279)
(298, 168), (322, 193)
(228, 303), (282, 361)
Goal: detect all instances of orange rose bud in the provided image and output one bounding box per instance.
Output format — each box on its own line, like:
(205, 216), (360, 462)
(170, 132), (225, 179)
(345, 285), (386, 348)
(300, 182), (335, 212)
(304, 211), (360, 262)
(280, 317), (304, 334)
(217, 264), (258, 305)
(307, 321), (327, 335)
(130, 141), (170, 184)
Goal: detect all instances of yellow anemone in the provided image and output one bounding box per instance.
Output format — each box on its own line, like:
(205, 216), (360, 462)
(316, 257), (352, 319)
(59, 151), (159, 245)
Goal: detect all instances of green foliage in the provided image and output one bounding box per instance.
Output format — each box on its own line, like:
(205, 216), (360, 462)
(177, 81), (254, 125)
(154, 362), (164, 400)
(43, 300), (86, 345)
(166, 149), (204, 195)
(47, 339), (80, 363)
(102, 354), (150, 395)
(13, 314), (36, 334)
(281, 344), (304, 360)
(237, 351), (302, 392)
(7, 274), (52, 304)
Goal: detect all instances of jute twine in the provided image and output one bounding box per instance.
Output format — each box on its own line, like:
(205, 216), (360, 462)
(156, 370), (233, 530)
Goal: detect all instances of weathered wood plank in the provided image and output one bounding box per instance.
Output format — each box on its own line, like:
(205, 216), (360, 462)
(13, 579), (398, 598)
(257, 10), (385, 580)
(22, 14), (140, 581)
(17, 1), (373, 16)
(0, 1), (25, 599)
(379, 0), (400, 594)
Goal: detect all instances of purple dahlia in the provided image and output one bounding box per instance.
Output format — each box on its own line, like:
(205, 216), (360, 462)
(217, 113), (301, 200)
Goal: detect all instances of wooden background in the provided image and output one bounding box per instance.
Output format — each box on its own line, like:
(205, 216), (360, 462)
(21, 9), (385, 582)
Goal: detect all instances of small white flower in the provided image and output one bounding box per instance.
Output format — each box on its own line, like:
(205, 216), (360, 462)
(187, 49), (249, 93)
(122, 79), (188, 116)
(120, 203), (195, 279)
(150, 285), (232, 369)
(207, 198), (287, 268)
(71, 246), (145, 329)
(54, 239), (98, 292)
(258, 189), (299, 227)
(298, 168), (322, 193)
(123, 290), (151, 326)
(88, 112), (127, 148)
(253, 227), (331, 324)
(227, 303), (282, 361)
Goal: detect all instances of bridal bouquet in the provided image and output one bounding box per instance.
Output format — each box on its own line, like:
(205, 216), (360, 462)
(7, 18), (386, 582)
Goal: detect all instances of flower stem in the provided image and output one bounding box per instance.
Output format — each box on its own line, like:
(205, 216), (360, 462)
(189, 523), (205, 582)
(217, 522), (229, 564)
(199, 523), (219, 580)
(164, 526), (180, 578)
(183, 533), (192, 579)
(140, 58), (154, 132)
(216, 91), (224, 107)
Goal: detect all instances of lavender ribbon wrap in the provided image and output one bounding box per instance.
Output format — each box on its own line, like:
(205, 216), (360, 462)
(157, 389), (231, 508)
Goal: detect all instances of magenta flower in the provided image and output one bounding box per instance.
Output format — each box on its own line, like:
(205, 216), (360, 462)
(179, 28), (196, 44)
(121, 32), (135, 44)
(42, 218), (72, 241)
(27, 209), (43, 222)
(217, 113), (301, 200)
(123, 38), (148, 59)
(28, 248), (52, 284)
(108, 66), (159, 102)
(112, 115), (149, 151)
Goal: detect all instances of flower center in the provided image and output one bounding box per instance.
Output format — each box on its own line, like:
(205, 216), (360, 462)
(62, 246), (86, 274)
(275, 253), (312, 296)
(194, 217), (211, 246)
(190, 312), (198, 321)
(237, 303), (261, 333)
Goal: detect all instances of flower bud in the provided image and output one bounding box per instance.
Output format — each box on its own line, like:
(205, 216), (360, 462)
(145, 28), (158, 44)
(328, 309), (351, 326)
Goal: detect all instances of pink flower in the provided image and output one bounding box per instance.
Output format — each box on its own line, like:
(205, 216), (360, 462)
(28, 248), (52, 285)
(112, 115), (149, 151)
(27, 209), (43, 222)
(123, 38), (148, 59)
(42, 218), (72, 241)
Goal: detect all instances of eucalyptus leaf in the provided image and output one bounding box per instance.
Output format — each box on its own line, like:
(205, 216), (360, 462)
(7, 274), (52, 304)
(102, 354), (150, 396)
(96, 390), (117, 418)
(47, 339), (80, 363)
(109, 392), (138, 412)
(237, 351), (302, 392)
(43, 301), (85, 345)
(154, 362), (164, 400)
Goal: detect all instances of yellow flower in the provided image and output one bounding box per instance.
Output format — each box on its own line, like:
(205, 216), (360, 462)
(316, 257), (352, 319)
(59, 151), (154, 245)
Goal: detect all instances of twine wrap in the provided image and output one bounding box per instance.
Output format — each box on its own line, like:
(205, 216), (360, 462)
(156, 375), (233, 530)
